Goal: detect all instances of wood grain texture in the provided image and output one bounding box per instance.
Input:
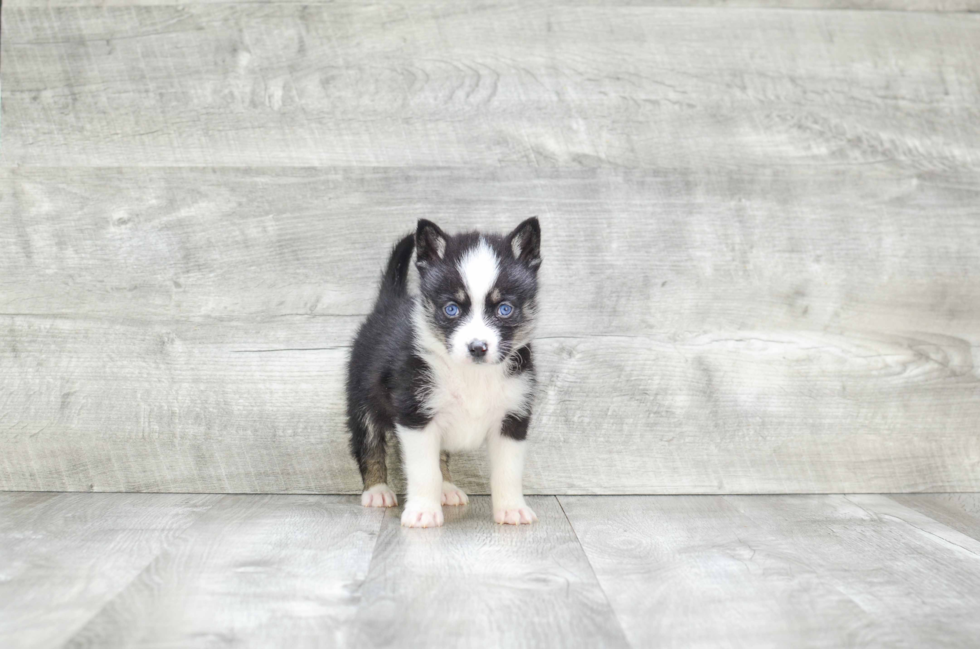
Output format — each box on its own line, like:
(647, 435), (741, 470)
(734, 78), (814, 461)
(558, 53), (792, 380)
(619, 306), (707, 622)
(350, 496), (629, 649)
(5, 166), (980, 335)
(7, 0), (980, 9)
(3, 6), (980, 168)
(561, 494), (980, 649)
(2, 315), (979, 494)
(62, 495), (384, 648)
(4, 493), (980, 648)
(2, 166), (980, 493)
(889, 493), (980, 541)
(0, 492), (221, 649)
(3, 0), (980, 496)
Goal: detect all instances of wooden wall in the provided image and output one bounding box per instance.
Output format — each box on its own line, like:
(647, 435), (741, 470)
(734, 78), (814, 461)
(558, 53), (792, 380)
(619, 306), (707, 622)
(2, 0), (979, 493)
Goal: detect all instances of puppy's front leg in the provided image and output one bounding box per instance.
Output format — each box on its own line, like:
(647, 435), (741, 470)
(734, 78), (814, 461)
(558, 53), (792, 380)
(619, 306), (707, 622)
(396, 424), (444, 528)
(488, 417), (537, 525)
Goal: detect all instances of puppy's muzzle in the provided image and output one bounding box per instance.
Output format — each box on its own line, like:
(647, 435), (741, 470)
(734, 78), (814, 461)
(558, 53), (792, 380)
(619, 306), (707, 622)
(467, 339), (489, 361)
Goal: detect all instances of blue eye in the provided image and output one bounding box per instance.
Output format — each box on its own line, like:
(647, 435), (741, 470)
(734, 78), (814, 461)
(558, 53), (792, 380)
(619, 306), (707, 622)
(444, 303), (460, 317)
(496, 302), (514, 318)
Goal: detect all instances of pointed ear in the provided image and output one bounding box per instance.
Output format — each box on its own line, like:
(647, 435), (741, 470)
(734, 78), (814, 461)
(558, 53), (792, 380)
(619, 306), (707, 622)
(506, 217), (541, 269)
(415, 219), (448, 268)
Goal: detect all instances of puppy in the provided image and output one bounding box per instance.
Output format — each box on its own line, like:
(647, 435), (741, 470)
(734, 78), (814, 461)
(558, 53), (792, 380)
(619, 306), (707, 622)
(347, 218), (541, 527)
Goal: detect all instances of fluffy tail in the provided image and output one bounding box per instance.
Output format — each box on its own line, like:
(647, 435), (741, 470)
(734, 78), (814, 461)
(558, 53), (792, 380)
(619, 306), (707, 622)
(380, 233), (415, 296)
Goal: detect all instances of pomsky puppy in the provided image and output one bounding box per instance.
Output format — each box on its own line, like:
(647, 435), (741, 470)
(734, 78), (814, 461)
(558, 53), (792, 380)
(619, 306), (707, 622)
(347, 218), (541, 527)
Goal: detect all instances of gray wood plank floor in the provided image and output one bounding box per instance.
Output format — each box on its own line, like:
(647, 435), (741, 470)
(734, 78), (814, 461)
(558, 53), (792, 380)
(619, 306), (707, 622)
(3, 493), (980, 649)
(350, 497), (629, 649)
(561, 494), (980, 649)
(889, 493), (980, 542)
(64, 495), (384, 648)
(0, 493), (222, 648)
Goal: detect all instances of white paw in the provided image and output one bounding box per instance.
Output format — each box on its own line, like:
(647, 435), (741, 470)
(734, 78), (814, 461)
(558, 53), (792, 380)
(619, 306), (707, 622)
(441, 482), (469, 506)
(361, 484), (397, 508)
(401, 500), (445, 528)
(494, 502), (537, 525)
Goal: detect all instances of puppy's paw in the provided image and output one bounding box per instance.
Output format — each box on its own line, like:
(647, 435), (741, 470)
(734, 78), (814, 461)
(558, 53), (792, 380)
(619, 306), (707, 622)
(401, 500), (445, 528)
(361, 484), (397, 508)
(441, 482), (469, 506)
(493, 502), (537, 525)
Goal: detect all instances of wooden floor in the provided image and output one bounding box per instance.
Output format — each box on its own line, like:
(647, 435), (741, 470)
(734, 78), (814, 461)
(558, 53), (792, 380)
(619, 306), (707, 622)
(2, 493), (979, 648)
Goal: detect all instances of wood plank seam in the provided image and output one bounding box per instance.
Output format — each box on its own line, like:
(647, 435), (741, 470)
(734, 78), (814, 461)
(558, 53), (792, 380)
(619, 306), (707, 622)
(59, 495), (389, 647)
(869, 496), (980, 559)
(60, 495), (225, 644)
(556, 495), (634, 645)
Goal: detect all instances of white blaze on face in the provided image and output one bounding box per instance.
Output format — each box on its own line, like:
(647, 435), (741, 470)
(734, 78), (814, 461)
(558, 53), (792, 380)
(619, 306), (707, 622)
(452, 239), (501, 363)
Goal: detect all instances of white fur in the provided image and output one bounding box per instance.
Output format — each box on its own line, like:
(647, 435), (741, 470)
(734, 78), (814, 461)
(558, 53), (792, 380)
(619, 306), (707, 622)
(458, 239), (499, 308)
(433, 362), (532, 453)
(442, 482), (469, 506)
(414, 270), (534, 453)
(404, 305), (533, 527)
(361, 483), (397, 508)
(450, 239), (502, 363)
(511, 237), (523, 259)
(489, 433), (536, 525)
(397, 422), (444, 528)
(400, 239), (536, 528)
(414, 303), (533, 453)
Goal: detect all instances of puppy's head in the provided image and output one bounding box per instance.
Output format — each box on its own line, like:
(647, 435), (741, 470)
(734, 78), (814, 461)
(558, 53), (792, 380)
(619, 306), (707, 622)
(414, 218), (541, 365)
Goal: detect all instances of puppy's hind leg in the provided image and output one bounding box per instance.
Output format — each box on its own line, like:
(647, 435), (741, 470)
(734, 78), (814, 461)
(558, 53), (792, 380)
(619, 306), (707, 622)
(439, 451), (469, 506)
(351, 414), (397, 508)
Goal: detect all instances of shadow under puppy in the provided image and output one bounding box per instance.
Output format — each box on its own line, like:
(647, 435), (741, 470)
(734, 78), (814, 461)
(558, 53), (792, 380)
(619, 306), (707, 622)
(347, 218), (541, 528)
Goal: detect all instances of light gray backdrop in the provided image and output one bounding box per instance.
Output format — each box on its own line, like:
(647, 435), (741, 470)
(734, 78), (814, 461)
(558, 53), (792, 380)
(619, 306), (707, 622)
(2, 0), (979, 494)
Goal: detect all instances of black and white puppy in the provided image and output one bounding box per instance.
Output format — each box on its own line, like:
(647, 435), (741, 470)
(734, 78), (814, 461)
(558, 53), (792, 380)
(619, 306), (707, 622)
(347, 218), (541, 528)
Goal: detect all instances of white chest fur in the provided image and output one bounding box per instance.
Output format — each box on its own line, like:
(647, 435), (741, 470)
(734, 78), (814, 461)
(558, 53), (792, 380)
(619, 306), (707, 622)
(422, 355), (533, 452)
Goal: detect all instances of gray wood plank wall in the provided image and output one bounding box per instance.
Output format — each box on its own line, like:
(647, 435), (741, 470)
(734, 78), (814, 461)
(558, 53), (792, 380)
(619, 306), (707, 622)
(7, 0), (980, 9)
(1, 0), (978, 494)
(5, 6), (980, 167)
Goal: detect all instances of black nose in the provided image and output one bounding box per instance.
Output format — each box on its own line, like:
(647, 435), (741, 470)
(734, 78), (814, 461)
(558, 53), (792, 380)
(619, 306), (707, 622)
(467, 340), (489, 359)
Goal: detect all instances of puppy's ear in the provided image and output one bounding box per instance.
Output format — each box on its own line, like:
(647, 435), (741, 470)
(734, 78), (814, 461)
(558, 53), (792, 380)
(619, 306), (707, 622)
(506, 217), (541, 269)
(416, 219), (448, 268)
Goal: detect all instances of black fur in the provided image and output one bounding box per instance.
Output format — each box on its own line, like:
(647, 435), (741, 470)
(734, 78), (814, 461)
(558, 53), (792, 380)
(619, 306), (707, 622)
(413, 221), (540, 363)
(500, 413), (531, 441)
(346, 219), (541, 489)
(346, 235), (430, 486)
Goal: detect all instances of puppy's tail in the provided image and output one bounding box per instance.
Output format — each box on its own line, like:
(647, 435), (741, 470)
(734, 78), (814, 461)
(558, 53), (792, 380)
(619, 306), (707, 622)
(380, 233), (415, 296)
